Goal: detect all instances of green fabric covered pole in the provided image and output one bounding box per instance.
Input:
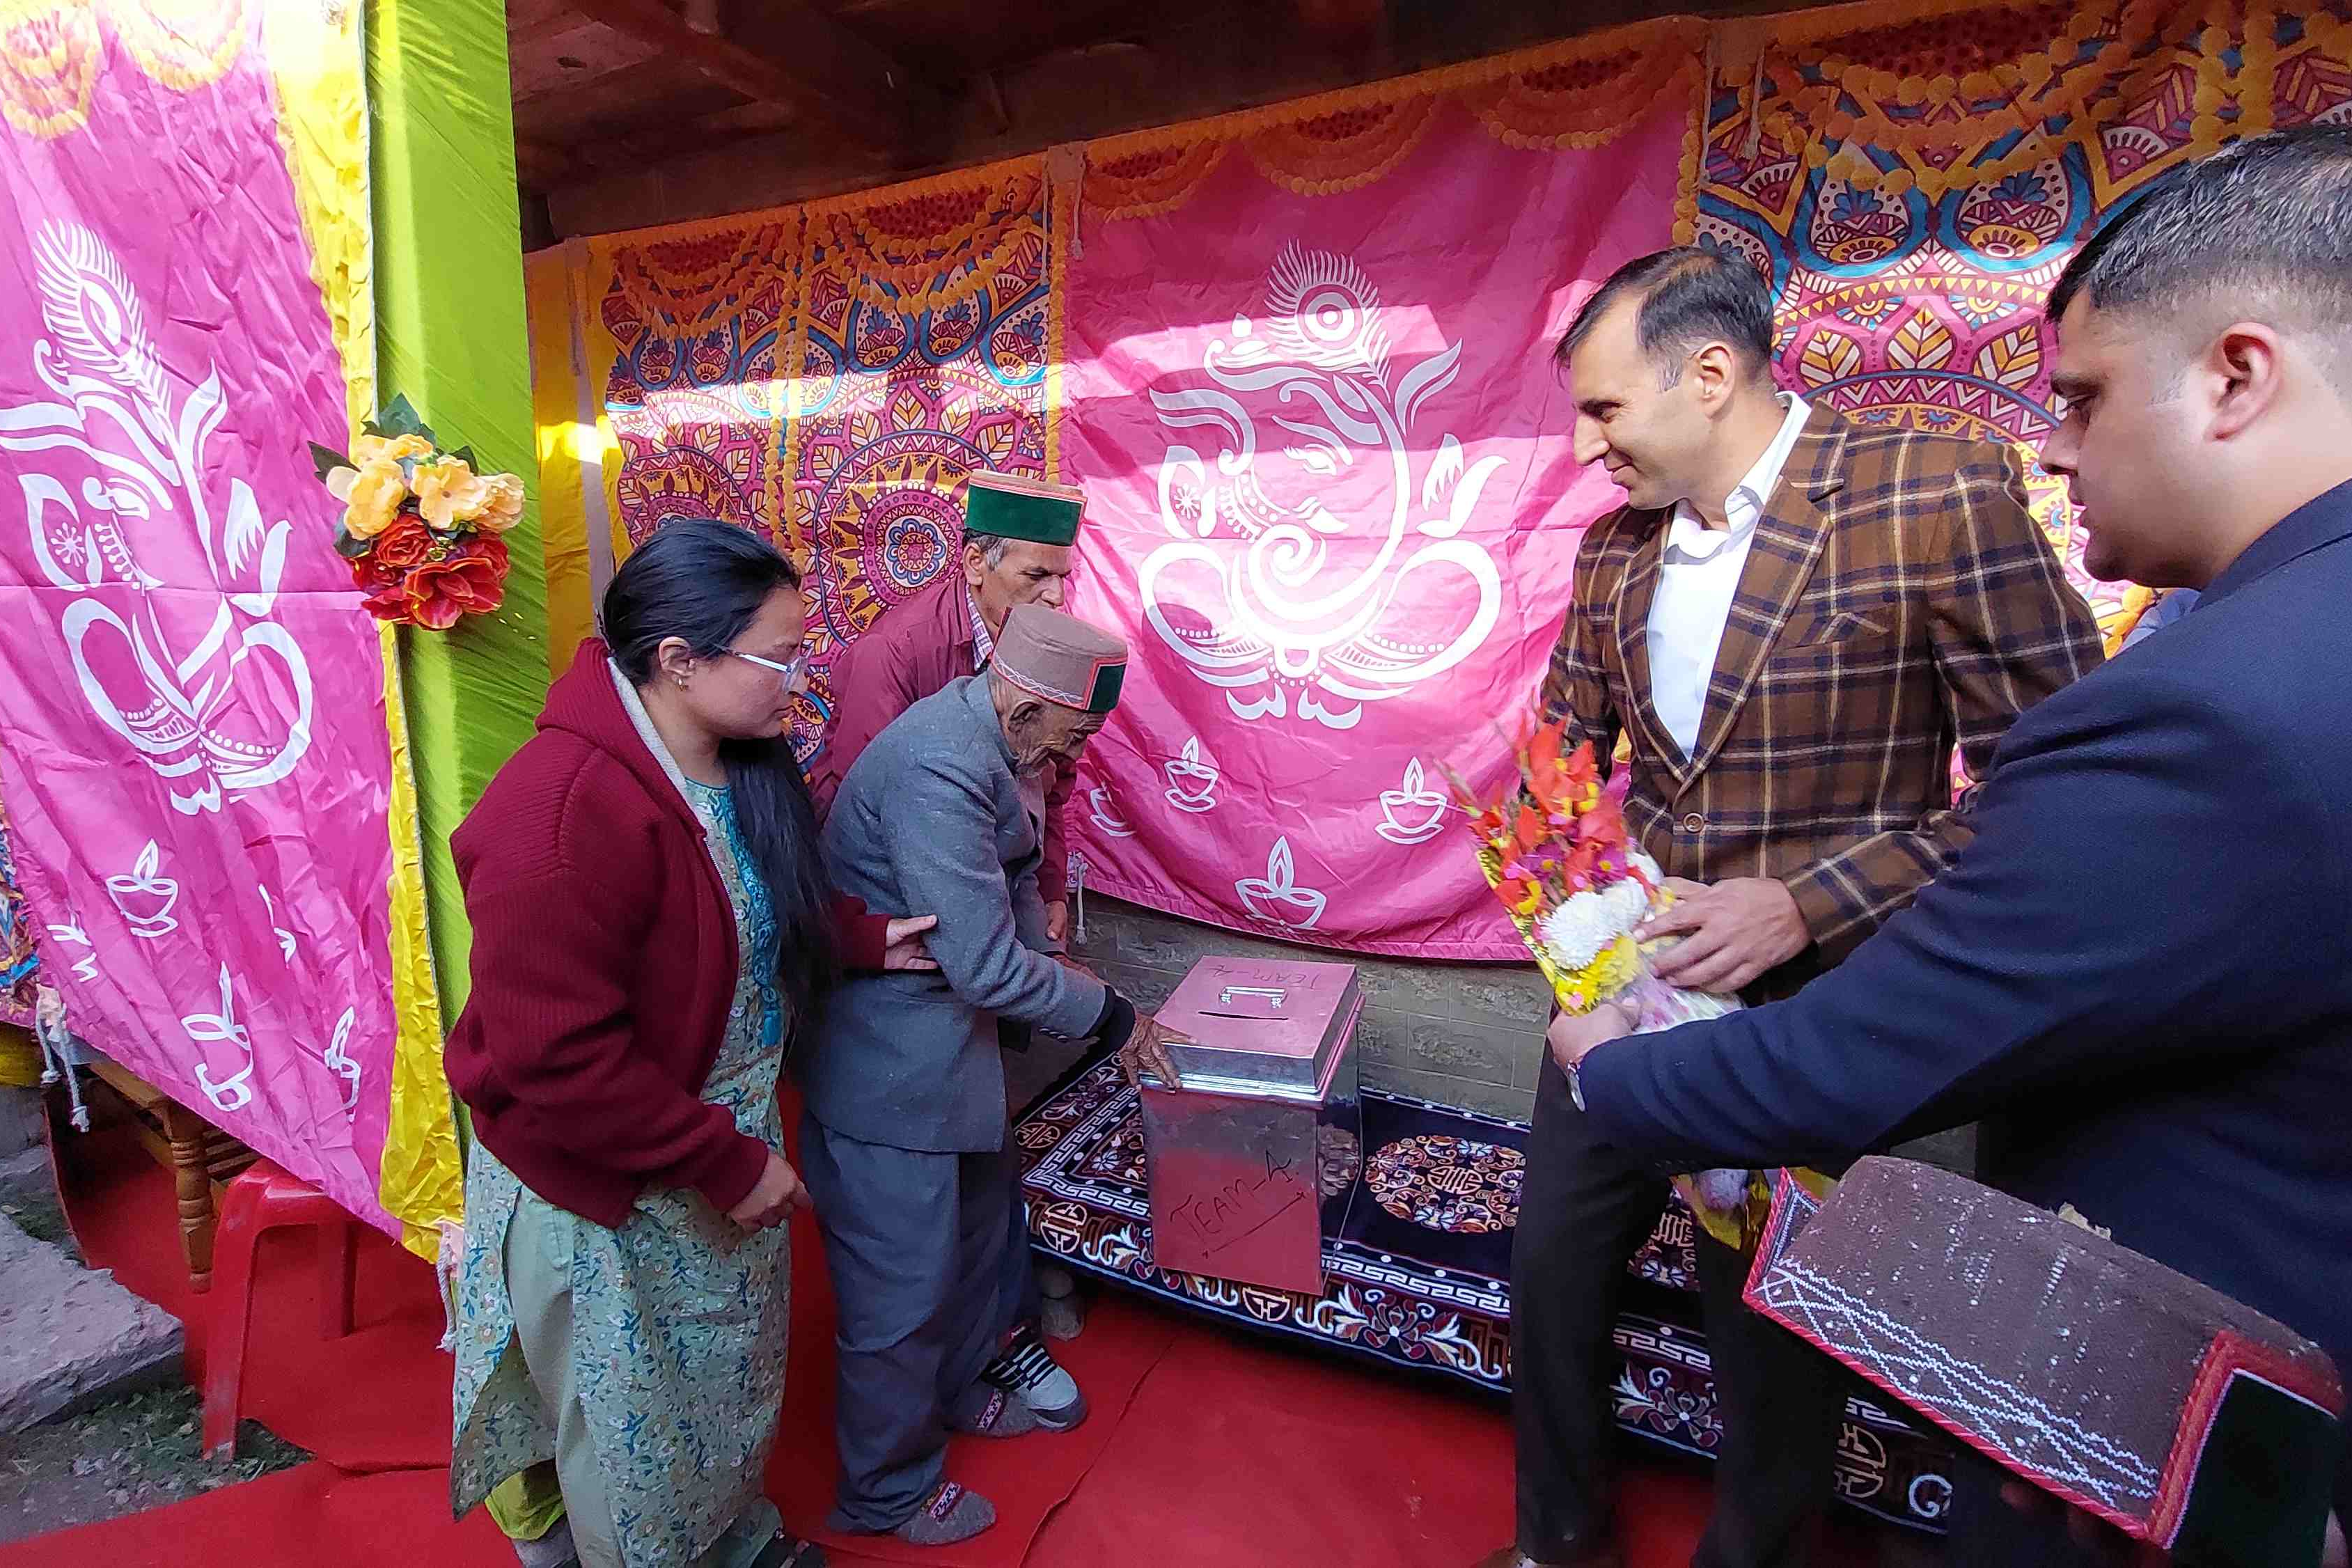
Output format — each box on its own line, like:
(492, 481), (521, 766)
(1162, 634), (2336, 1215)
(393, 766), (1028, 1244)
(368, 0), (549, 1019)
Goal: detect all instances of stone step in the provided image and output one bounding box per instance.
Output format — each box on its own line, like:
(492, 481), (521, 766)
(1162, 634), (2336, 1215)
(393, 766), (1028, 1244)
(0, 1217), (184, 1434)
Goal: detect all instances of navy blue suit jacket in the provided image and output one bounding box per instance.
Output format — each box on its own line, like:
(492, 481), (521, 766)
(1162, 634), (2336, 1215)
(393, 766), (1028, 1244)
(1581, 478), (2352, 1515)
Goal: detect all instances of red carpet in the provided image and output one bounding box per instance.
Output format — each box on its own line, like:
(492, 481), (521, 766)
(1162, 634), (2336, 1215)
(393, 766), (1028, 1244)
(1021, 1313), (1887, 1568)
(46, 1122), (453, 1470)
(766, 1168), (1179, 1566)
(6, 1115), (1910, 1567)
(0, 1464), (516, 1568)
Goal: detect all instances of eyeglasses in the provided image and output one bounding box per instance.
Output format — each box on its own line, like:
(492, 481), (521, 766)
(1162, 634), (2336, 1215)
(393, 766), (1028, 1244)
(728, 648), (809, 692)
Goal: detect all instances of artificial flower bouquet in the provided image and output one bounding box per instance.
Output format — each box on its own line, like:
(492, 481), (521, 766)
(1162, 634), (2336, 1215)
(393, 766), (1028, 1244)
(312, 395), (522, 630)
(1448, 712), (1799, 1251)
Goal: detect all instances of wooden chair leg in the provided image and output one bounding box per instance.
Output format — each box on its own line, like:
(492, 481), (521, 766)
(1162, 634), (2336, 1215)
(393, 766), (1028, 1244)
(160, 1099), (217, 1294)
(319, 1220), (356, 1339)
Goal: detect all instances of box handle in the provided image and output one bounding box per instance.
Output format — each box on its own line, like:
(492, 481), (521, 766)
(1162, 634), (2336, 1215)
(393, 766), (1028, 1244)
(1217, 985), (1287, 1008)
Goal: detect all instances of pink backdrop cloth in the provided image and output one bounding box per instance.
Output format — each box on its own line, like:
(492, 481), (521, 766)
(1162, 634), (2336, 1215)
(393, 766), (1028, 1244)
(1061, 102), (1688, 957)
(0, 18), (399, 1228)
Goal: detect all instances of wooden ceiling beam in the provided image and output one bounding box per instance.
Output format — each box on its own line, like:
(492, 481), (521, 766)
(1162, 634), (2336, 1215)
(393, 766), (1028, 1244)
(515, 135), (578, 189)
(563, 0), (943, 156)
(1292, 0), (1388, 54)
(549, 100), (803, 179)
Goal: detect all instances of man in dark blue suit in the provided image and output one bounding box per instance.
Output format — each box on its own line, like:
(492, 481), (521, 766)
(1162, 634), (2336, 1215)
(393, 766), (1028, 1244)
(1551, 125), (2352, 1565)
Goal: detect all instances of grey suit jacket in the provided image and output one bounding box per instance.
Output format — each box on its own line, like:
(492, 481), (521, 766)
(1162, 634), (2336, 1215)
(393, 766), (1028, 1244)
(798, 675), (1109, 1152)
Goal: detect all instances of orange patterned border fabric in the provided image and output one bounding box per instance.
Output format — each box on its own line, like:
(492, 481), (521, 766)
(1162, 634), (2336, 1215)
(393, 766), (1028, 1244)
(1728, 0), (2352, 196)
(801, 163), (1050, 319)
(0, 0), (248, 139)
(1083, 17), (1709, 219)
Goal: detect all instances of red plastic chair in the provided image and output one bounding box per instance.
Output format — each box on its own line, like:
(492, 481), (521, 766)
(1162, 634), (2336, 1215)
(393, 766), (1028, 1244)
(201, 1159), (360, 1459)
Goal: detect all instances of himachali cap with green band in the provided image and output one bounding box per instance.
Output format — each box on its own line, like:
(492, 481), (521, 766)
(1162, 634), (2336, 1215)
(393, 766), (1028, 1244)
(965, 471), (1084, 547)
(994, 605), (1127, 714)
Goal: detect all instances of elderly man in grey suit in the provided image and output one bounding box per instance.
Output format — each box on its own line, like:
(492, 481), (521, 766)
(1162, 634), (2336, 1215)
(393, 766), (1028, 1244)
(797, 604), (1183, 1549)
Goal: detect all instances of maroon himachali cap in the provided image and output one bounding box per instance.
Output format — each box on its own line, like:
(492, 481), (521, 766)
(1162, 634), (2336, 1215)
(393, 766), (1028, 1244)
(991, 604), (1127, 714)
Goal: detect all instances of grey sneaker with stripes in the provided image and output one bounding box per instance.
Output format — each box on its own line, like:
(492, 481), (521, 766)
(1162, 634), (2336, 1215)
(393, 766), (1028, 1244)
(980, 1322), (1087, 1430)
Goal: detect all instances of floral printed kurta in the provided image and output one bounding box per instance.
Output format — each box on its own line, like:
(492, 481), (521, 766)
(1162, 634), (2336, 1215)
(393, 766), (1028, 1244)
(452, 780), (788, 1567)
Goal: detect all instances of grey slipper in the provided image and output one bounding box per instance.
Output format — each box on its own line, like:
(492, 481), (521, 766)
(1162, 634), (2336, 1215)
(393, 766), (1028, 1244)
(948, 1379), (1042, 1437)
(893, 1481), (996, 1546)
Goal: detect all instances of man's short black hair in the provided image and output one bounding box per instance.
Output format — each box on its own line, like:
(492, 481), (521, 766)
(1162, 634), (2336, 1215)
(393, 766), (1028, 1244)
(2048, 125), (2352, 389)
(1555, 245), (1775, 385)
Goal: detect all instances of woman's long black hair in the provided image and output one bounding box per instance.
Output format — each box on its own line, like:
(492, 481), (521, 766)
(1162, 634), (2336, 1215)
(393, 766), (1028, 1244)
(601, 519), (837, 1020)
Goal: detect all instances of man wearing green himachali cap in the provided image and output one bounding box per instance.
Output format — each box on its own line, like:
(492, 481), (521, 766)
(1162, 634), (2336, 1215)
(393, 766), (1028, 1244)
(810, 470), (1088, 941)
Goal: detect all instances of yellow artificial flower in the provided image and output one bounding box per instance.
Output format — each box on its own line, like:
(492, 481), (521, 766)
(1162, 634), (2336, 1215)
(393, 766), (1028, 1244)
(414, 457), (488, 530)
(1562, 934), (1642, 1012)
(351, 432), (432, 466)
(340, 459), (408, 540)
(464, 471), (526, 532)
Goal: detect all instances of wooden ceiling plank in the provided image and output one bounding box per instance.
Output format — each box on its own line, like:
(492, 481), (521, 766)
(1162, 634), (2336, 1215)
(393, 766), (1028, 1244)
(563, 0), (941, 155)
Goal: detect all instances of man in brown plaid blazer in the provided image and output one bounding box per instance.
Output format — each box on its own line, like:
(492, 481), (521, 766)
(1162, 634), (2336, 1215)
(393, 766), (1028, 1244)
(1476, 250), (2102, 1568)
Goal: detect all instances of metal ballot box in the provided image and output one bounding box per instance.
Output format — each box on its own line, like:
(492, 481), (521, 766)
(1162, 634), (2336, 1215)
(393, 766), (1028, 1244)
(1139, 956), (1363, 1296)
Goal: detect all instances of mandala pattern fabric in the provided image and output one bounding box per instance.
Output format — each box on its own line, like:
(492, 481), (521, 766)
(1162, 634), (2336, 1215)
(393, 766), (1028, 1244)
(1365, 1134), (1524, 1234)
(1015, 1060), (1965, 1532)
(588, 170), (1051, 762)
(1695, 0), (2352, 650)
(550, 0), (2352, 957)
(787, 171), (1052, 757)
(599, 220), (792, 553)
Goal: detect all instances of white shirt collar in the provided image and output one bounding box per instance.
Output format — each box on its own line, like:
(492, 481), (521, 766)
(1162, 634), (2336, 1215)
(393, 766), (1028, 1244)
(1663, 393), (1812, 563)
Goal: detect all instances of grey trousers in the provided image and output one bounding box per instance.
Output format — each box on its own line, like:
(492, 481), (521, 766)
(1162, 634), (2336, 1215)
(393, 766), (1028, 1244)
(502, 1194), (784, 1568)
(799, 1112), (1030, 1532)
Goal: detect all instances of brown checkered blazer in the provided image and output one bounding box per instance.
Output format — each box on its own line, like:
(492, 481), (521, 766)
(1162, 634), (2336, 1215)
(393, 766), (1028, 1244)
(1538, 404), (2103, 999)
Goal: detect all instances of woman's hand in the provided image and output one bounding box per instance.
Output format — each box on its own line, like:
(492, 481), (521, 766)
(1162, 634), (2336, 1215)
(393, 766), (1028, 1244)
(882, 915), (939, 971)
(726, 1151), (809, 1230)
(1546, 999), (1635, 1077)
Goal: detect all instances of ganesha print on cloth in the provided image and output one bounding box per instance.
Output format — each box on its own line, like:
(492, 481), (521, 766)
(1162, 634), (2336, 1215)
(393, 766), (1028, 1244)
(1140, 242), (1506, 731)
(0, 0), (409, 1230)
(1060, 93), (1688, 955)
(2, 222), (314, 815)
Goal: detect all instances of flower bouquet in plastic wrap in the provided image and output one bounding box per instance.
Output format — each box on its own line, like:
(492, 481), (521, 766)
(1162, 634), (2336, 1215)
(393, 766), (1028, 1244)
(1448, 712), (1803, 1251)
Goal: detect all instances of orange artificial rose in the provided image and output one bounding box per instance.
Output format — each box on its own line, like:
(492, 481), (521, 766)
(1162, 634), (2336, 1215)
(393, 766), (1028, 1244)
(351, 432), (432, 467)
(339, 459), (407, 540)
(466, 471), (526, 531)
(414, 457), (488, 530)
(370, 515), (435, 574)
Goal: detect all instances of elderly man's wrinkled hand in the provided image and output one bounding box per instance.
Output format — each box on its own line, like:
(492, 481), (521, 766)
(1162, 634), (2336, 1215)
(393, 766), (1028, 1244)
(1119, 1013), (1187, 1089)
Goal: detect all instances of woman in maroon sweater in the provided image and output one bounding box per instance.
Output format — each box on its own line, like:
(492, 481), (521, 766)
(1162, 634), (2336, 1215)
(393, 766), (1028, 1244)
(444, 520), (933, 1568)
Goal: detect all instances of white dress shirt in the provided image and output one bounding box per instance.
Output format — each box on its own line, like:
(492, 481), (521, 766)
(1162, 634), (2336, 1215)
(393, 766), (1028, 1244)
(1645, 393), (1812, 758)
